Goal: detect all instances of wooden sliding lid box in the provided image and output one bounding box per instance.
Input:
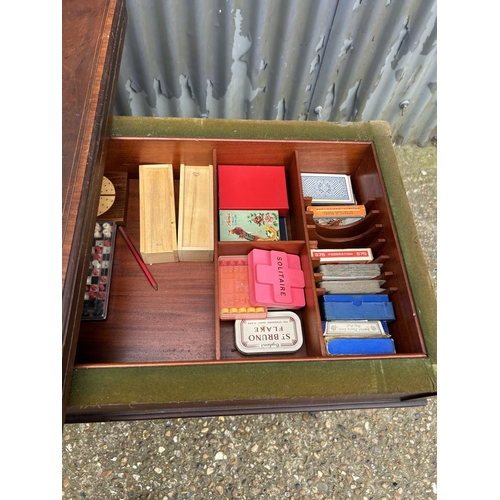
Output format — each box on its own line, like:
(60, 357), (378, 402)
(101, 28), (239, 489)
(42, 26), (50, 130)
(62, 1), (436, 424)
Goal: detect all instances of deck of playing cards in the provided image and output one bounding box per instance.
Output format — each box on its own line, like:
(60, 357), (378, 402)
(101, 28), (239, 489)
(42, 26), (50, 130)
(322, 320), (390, 338)
(325, 337), (395, 355)
(311, 248), (374, 264)
(318, 263), (383, 280)
(320, 294), (396, 321)
(315, 217), (364, 227)
(319, 280), (386, 294)
(322, 312), (396, 356)
(307, 205), (366, 217)
(301, 173), (355, 204)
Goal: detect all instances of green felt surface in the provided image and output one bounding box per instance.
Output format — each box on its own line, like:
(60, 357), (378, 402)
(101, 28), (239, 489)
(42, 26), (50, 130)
(110, 116), (378, 141)
(67, 118), (437, 412)
(69, 359), (435, 407)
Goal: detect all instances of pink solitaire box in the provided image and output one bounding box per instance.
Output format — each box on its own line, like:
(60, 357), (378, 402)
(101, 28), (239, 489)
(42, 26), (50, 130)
(247, 249), (305, 309)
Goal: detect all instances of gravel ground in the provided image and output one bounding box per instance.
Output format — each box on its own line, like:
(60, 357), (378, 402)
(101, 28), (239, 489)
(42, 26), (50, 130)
(62, 144), (437, 500)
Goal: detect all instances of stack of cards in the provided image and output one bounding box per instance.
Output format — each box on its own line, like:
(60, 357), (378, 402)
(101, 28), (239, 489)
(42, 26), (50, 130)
(318, 263), (382, 280)
(301, 174), (362, 229)
(317, 261), (385, 295)
(322, 318), (395, 356)
(320, 294), (395, 321)
(324, 337), (395, 355)
(311, 248), (373, 264)
(322, 319), (390, 338)
(319, 280), (386, 294)
(301, 173), (355, 205)
(307, 204), (366, 227)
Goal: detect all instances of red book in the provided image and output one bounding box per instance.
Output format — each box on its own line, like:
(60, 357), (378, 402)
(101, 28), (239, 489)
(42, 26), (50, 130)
(218, 165), (289, 216)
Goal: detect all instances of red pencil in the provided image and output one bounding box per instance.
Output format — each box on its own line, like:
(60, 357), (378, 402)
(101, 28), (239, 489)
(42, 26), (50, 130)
(117, 226), (158, 291)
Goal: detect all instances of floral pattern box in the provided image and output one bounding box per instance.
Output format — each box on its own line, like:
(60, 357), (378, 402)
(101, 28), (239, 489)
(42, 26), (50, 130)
(219, 210), (280, 242)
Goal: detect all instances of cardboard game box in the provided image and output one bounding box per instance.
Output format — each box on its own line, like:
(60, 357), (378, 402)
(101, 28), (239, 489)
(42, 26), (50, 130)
(248, 249), (305, 309)
(219, 210), (280, 242)
(218, 165), (289, 216)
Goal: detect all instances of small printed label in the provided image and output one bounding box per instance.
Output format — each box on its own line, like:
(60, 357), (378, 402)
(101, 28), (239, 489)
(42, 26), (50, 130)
(311, 248), (373, 263)
(323, 321), (389, 337)
(312, 250), (369, 258)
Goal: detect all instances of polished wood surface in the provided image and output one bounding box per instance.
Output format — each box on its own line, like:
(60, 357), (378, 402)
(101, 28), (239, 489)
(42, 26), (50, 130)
(62, 0), (126, 421)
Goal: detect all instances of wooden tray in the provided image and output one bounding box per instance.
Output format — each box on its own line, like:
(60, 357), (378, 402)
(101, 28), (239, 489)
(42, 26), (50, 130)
(65, 118), (437, 423)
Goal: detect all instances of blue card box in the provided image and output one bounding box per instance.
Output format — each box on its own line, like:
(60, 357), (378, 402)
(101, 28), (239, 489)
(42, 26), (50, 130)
(325, 338), (395, 355)
(320, 294), (396, 321)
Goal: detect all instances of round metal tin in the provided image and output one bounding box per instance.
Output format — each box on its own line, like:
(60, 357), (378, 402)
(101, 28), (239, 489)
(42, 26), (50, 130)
(234, 311), (303, 355)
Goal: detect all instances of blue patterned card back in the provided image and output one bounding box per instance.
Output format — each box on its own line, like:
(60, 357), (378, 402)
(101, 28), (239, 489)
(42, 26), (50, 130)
(301, 173), (354, 204)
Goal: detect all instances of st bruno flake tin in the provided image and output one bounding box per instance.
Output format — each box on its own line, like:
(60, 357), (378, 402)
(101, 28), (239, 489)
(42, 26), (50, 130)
(234, 311), (303, 355)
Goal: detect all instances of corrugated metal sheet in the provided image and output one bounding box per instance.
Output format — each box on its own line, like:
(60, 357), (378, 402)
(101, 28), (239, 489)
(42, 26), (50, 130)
(114, 0), (437, 145)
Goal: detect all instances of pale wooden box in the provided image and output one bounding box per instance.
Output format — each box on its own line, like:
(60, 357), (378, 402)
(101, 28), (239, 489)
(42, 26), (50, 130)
(139, 164), (178, 264)
(178, 164), (214, 261)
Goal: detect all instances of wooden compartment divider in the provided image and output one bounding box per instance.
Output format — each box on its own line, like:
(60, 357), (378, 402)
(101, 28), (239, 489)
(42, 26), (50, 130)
(308, 210), (381, 238)
(75, 137), (427, 370)
(308, 224), (384, 248)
